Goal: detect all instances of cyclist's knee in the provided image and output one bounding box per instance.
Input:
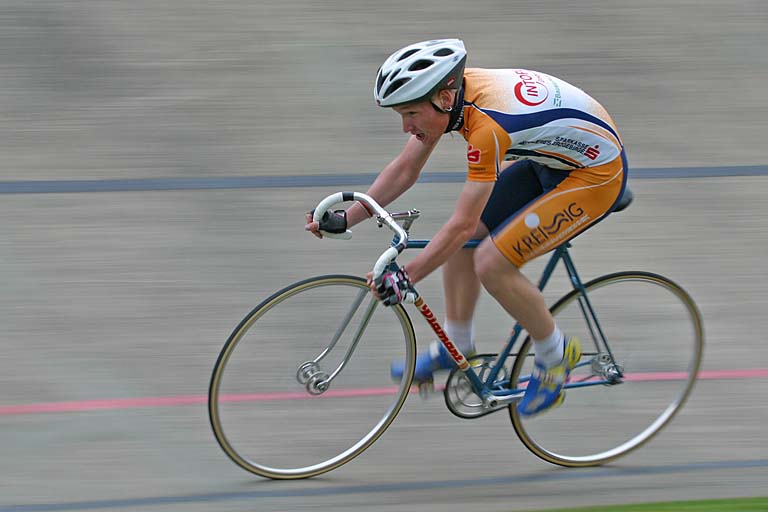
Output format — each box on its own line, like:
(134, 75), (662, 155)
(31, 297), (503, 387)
(474, 239), (519, 284)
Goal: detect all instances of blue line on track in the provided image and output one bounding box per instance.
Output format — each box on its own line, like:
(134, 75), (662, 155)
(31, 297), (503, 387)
(2, 458), (766, 511)
(1, 165), (767, 194)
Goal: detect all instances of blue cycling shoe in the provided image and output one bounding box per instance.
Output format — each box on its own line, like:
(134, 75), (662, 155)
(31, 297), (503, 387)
(517, 336), (582, 416)
(391, 341), (474, 383)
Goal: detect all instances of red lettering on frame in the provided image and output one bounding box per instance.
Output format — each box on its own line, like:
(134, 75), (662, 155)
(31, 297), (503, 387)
(417, 299), (469, 369)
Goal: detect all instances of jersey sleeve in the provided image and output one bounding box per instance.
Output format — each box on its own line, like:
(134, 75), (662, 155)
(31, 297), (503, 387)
(465, 125), (511, 182)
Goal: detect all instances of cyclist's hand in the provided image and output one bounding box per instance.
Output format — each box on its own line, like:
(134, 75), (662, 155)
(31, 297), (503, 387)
(305, 209), (347, 238)
(305, 211), (322, 238)
(372, 268), (417, 307)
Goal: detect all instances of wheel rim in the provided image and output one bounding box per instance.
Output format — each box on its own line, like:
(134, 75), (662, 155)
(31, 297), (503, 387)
(509, 272), (704, 466)
(208, 275), (416, 478)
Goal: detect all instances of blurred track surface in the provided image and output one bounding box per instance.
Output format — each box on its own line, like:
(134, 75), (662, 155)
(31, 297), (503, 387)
(0, 0), (766, 510)
(1, 179), (767, 511)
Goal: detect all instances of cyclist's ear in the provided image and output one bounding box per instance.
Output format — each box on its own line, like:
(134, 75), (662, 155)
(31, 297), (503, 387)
(435, 88), (457, 111)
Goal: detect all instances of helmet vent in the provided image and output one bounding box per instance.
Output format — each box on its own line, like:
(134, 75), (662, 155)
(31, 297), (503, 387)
(384, 78), (410, 98)
(408, 59), (434, 72)
(376, 70), (388, 92)
(374, 39), (467, 107)
(397, 49), (420, 61)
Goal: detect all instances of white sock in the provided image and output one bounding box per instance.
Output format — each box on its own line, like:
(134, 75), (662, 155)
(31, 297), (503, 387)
(533, 326), (564, 367)
(444, 319), (475, 354)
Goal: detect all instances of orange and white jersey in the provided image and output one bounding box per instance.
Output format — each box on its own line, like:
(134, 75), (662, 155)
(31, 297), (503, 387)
(459, 68), (624, 182)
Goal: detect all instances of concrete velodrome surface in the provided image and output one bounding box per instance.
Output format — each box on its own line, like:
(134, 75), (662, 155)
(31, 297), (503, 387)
(0, 1), (766, 511)
(1, 179), (767, 511)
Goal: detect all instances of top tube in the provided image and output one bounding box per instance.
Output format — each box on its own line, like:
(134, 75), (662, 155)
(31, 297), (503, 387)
(407, 239), (482, 250)
(406, 239), (573, 251)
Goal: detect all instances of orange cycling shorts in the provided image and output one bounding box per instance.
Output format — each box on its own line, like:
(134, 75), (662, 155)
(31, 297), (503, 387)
(480, 152), (627, 268)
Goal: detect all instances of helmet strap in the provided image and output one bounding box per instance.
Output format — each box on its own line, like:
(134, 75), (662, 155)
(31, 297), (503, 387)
(443, 85), (465, 133)
(430, 101), (449, 114)
(428, 84), (465, 133)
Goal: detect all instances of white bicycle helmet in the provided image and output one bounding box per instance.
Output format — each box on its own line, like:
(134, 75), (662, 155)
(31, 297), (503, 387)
(374, 39), (467, 107)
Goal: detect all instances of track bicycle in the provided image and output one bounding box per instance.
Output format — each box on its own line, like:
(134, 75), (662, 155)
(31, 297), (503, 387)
(208, 190), (704, 479)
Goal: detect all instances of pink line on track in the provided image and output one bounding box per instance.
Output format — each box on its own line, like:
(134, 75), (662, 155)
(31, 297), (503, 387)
(628, 368), (768, 382)
(1, 368), (767, 417)
(0, 386), (404, 416)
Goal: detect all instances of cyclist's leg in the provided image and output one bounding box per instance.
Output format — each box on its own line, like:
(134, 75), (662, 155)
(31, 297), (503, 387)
(475, 246), (554, 339)
(441, 222), (487, 347)
(476, 155), (626, 415)
(473, 158), (572, 340)
(443, 159), (554, 346)
(390, 224), (486, 383)
(392, 160), (545, 382)
(484, 157), (626, 270)
(442, 159), (546, 344)
(443, 232), (484, 323)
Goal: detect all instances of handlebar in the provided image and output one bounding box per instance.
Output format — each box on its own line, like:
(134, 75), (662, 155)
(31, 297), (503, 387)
(312, 191), (409, 279)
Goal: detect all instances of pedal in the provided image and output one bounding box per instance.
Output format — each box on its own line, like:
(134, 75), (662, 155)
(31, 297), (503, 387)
(417, 379), (435, 399)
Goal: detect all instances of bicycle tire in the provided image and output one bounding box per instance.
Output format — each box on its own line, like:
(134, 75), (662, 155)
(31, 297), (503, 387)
(208, 274), (416, 479)
(509, 271), (704, 466)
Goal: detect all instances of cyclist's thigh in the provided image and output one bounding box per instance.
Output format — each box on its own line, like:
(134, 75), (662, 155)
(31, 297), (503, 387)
(489, 156), (626, 267)
(480, 159), (571, 232)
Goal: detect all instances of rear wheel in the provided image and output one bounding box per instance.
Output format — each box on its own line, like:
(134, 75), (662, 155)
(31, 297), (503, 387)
(510, 271), (704, 466)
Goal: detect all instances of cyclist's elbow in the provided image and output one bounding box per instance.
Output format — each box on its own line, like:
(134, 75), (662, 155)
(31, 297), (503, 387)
(448, 217), (481, 242)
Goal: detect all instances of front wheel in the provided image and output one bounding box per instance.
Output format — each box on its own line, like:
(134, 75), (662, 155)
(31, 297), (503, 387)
(509, 271), (704, 466)
(208, 275), (416, 479)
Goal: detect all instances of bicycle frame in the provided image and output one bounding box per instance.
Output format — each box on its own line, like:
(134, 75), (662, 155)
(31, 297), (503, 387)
(313, 192), (620, 409)
(405, 238), (621, 409)
(212, 190), (702, 477)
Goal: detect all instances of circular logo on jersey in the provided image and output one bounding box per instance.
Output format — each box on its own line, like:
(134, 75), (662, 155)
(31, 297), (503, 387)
(514, 70), (549, 107)
(525, 213), (540, 228)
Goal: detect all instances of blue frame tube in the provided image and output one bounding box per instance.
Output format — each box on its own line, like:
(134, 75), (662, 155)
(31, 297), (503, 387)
(403, 239), (615, 396)
(483, 244), (567, 385)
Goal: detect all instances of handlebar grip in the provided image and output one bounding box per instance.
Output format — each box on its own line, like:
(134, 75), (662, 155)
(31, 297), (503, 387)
(311, 191), (409, 279)
(321, 230), (353, 240)
(312, 192), (355, 223)
(313, 192), (353, 239)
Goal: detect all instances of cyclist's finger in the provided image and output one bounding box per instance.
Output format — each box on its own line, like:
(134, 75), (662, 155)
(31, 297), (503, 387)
(304, 220), (323, 238)
(365, 273), (382, 299)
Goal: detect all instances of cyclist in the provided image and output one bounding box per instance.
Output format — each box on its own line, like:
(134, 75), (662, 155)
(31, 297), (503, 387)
(305, 39), (627, 416)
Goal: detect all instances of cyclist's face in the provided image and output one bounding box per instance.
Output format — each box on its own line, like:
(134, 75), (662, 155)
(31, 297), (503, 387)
(393, 101), (448, 144)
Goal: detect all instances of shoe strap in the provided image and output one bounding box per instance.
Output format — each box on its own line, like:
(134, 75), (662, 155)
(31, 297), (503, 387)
(532, 362), (567, 386)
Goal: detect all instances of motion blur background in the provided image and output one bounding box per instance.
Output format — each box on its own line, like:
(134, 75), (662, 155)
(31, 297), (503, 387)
(1, 1), (766, 510)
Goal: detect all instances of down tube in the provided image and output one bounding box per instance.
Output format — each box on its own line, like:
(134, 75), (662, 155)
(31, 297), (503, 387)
(411, 296), (486, 391)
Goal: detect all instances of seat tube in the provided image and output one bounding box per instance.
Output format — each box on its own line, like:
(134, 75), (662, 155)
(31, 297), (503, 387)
(538, 245), (567, 291)
(560, 245), (584, 292)
(560, 247), (615, 360)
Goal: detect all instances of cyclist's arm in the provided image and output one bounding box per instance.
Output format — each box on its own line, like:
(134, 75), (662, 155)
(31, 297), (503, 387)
(345, 135), (439, 227)
(403, 179), (494, 284)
